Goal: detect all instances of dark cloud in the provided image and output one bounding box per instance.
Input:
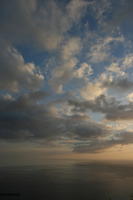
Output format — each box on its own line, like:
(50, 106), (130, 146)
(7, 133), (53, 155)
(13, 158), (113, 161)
(0, 0), (88, 50)
(0, 92), (66, 141)
(74, 131), (133, 153)
(0, 92), (110, 144)
(0, 0), (63, 50)
(103, 77), (133, 91)
(69, 95), (133, 121)
(66, 94), (133, 152)
(74, 139), (117, 153)
(66, 114), (109, 139)
(106, 109), (133, 120)
(69, 94), (118, 113)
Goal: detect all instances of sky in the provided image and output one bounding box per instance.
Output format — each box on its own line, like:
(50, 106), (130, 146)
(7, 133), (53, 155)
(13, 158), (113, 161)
(1, 0), (133, 164)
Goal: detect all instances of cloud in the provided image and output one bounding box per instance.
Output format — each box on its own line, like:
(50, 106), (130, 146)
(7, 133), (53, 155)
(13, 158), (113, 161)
(74, 139), (115, 153)
(74, 130), (133, 153)
(0, 40), (44, 92)
(0, 0), (89, 51)
(1, 90), (133, 153)
(0, 92), (66, 141)
(1, 0), (133, 155)
(69, 94), (115, 113)
(0, 92), (110, 144)
(107, 63), (125, 75)
(66, 114), (110, 139)
(74, 63), (93, 79)
(127, 92), (133, 102)
(105, 108), (133, 121)
(102, 76), (133, 91)
(80, 82), (107, 100)
(50, 61), (93, 94)
(69, 94), (133, 121)
(61, 37), (82, 60)
(0, 0), (63, 50)
(122, 54), (133, 69)
(66, 0), (91, 21)
(88, 36), (124, 63)
(94, 72), (133, 93)
(50, 37), (82, 93)
(50, 57), (78, 93)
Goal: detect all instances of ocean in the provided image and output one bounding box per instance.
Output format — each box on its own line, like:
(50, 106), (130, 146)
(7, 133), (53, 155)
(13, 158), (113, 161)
(0, 160), (133, 200)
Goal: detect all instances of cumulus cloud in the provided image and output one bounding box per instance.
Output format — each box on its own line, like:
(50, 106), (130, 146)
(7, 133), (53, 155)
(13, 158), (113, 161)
(0, 40), (44, 92)
(61, 37), (82, 60)
(69, 94), (133, 121)
(0, 0), (89, 51)
(0, 0), (62, 50)
(50, 37), (82, 93)
(89, 72), (133, 94)
(50, 61), (93, 94)
(80, 82), (107, 100)
(74, 63), (93, 79)
(122, 54), (133, 69)
(50, 57), (79, 93)
(107, 63), (125, 75)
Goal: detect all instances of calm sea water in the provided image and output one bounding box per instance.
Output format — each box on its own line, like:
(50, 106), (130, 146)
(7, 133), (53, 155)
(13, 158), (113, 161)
(0, 160), (133, 200)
